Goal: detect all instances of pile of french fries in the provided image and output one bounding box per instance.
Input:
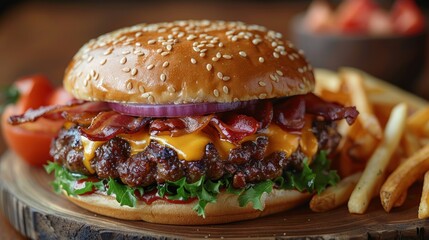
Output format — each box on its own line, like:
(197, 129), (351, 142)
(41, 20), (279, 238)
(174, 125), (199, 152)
(310, 67), (429, 219)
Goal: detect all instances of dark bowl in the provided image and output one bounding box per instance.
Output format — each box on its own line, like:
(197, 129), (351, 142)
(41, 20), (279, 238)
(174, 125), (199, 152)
(291, 15), (427, 92)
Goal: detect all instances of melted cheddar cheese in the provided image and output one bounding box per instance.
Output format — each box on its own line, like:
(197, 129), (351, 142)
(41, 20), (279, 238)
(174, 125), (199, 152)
(79, 121), (318, 173)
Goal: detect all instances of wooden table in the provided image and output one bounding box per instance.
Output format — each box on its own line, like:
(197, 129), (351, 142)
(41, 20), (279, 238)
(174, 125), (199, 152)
(0, 1), (428, 238)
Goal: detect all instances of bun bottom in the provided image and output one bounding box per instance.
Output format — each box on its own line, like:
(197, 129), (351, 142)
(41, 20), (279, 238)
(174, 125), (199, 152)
(66, 190), (310, 225)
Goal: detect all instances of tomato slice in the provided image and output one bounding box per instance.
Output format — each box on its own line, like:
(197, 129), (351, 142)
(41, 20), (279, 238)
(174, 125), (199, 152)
(1, 75), (70, 166)
(14, 75), (55, 113)
(304, 0), (335, 33)
(336, 0), (379, 34)
(391, 0), (425, 35)
(2, 106), (59, 166)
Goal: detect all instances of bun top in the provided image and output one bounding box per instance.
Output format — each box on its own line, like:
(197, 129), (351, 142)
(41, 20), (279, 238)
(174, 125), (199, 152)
(64, 20), (314, 104)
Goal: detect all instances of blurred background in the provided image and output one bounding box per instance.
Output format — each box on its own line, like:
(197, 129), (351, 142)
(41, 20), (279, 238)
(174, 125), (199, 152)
(0, 1), (427, 238)
(0, 0), (427, 97)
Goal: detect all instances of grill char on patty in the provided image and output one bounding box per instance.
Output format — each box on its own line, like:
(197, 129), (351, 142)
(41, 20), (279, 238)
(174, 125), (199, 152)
(50, 121), (340, 188)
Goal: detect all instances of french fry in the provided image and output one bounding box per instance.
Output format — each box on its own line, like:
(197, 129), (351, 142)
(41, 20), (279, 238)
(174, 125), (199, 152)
(314, 69), (342, 94)
(418, 171), (429, 219)
(340, 67), (427, 110)
(340, 69), (382, 139)
(402, 132), (421, 158)
(380, 143), (429, 212)
(310, 172), (362, 212)
(407, 107), (429, 133)
(348, 103), (408, 214)
(393, 191), (407, 208)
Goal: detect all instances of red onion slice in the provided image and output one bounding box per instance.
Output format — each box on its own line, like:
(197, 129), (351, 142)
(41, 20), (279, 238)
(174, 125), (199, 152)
(108, 100), (258, 117)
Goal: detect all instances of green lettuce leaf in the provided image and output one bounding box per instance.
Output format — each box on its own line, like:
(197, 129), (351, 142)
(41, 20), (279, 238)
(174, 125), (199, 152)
(45, 150), (339, 217)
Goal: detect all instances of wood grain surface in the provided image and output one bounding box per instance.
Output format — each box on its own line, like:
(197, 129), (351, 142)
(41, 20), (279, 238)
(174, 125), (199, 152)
(0, 151), (428, 239)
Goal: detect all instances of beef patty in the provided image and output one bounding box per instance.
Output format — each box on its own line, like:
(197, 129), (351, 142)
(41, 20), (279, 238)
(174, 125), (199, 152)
(50, 121), (340, 188)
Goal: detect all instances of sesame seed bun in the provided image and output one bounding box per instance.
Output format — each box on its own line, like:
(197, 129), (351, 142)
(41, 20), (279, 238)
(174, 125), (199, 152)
(64, 20), (314, 104)
(66, 189), (310, 225)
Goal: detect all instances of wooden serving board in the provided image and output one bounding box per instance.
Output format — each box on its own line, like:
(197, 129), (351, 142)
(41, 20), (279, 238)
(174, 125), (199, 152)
(0, 151), (428, 239)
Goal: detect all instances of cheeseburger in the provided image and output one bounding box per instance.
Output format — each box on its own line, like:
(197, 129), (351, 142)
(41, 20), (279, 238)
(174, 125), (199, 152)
(9, 20), (358, 225)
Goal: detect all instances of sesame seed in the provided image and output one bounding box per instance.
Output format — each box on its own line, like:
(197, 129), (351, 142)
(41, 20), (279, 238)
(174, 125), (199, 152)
(120, 57), (127, 64)
(222, 86), (229, 94)
(156, 49), (163, 53)
(239, 51), (247, 57)
(206, 44), (215, 48)
(87, 56), (94, 63)
(162, 61), (169, 68)
(193, 42), (198, 47)
(213, 89), (220, 97)
(200, 49), (208, 53)
(160, 73), (167, 82)
(259, 93), (267, 99)
(191, 58), (197, 64)
(259, 57), (265, 63)
(223, 54), (232, 59)
(216, 52), (222, 58)
(298, 68), (304, 73)
(135, 32), (142, 37)
(276, 70), (283, 76)
(299, 83), (305, 89)
(126, 82), (133, 90)
(122, 50), (131, 55)
(167, 86), (176, 93)
(218, 42), (224, 47)
(258, 81), (267, 87)
(148, 95), (155, 103)
(100, 59), (107, 65)
(252, 39), (262, 45)
(85, 73), (91, 82)
(222, 76), (230, 81)
(103, 47), (114, 55)
(131, 68), (138, 76)
(199, 53), (206, 57)
(166, 45), (172, 51)
(161, 52), (170, 56)
(273, 52), (280, 58)
(91, 70), (96, 77)
(288, 55), (294, 60)
(138, 85), (145, 93)
(187, 34), (197, 41)
(122, 67), (131, 73)
(147, 64), (155, 70)
(197, 44), (205, 48)
(217, 72), (223, 79)
(206, 64), (212, 71)
(231, 36), (238, 42)
(83, 78), (89, 87)
(193, 46), (200, 52)
(148, 39), (156, 45)
(142, 93), (150, 98)
(212, 57), (219, 62)
(280, 51), (287, 56)
(269, 74), (277, 81)
(272, 41), (278, 47)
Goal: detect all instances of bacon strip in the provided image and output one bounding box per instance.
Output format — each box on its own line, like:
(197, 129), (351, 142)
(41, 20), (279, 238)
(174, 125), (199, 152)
(149, 115), (213, 137)
(8, 100), (109, 125)
(273, 93), (359, 132)
(80, 111), (150, 141)
(210, 114), (260, 143)
(274, 95), (306, 132)
(8, 93), (358, 143)
(303, 93), (359, 125)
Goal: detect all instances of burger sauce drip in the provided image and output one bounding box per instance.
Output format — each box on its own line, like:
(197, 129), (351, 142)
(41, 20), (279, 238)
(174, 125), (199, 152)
(135, 189), (197, 205)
